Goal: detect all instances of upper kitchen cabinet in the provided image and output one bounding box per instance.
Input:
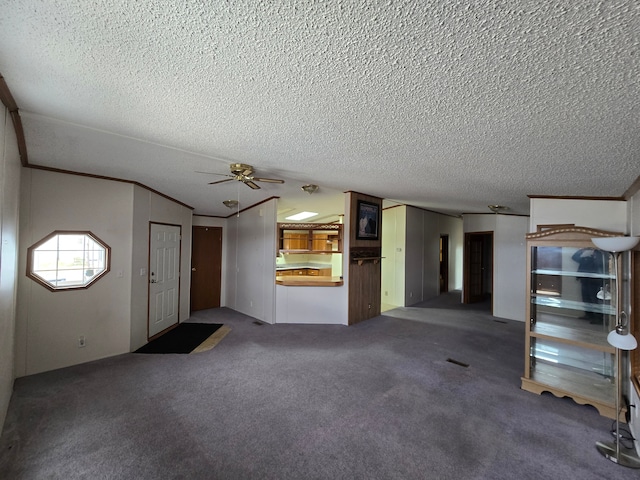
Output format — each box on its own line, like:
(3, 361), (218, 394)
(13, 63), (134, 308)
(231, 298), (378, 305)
(278, 223), (342, 254)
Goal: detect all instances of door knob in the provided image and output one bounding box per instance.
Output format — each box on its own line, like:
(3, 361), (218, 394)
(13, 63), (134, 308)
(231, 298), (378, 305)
(192, 267), (196, 272)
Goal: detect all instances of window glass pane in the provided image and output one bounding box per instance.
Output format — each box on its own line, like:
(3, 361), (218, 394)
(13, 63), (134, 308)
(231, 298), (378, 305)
(33, 251), (58, 271)
(33, 270), (60, 284)
(57, 250), (84, 269)
(38, 237), (59, 250)
(85, 249), (105, 270)
(28, 232), (109, 290)
(84, 236), (101, 250)
(58, 269), (84, 286)
(57, 235), (84, 250)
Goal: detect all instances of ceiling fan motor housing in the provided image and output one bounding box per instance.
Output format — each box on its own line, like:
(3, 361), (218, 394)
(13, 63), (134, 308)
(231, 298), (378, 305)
(230, 163), (254, 177)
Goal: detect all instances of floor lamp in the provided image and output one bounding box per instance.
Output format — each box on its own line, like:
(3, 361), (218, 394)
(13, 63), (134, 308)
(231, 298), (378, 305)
(592, 236), (640, 468)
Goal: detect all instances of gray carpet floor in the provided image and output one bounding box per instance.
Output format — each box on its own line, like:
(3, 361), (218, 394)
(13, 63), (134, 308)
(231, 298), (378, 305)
(0, 292), (637, 479)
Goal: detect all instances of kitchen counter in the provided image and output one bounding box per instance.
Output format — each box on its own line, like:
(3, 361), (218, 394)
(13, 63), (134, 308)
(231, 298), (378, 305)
(275, 275), (343, 287)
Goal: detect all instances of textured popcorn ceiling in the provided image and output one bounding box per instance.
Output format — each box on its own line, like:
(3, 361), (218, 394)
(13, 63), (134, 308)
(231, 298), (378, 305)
(0, 0), (638, 217)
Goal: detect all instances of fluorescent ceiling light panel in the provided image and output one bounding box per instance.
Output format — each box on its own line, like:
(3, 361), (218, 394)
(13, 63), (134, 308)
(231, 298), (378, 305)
(286, 211), (318, 221)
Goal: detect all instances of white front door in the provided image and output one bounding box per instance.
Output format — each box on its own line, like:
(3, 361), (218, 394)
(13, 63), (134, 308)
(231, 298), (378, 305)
(148, 223), (181, 338)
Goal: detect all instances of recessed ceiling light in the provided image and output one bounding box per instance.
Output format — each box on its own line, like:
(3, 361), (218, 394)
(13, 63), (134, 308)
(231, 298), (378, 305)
(286, 211), (318, 221)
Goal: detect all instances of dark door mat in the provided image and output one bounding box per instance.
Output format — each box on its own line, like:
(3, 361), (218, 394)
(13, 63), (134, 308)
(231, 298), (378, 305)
(135, 323), (224, 354)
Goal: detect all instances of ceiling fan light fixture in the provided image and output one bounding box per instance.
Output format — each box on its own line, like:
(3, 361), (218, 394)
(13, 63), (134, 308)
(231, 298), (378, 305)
(223, 199), (239, 209)
(301, 184), (319, 194)
(488, 204), (509, 214)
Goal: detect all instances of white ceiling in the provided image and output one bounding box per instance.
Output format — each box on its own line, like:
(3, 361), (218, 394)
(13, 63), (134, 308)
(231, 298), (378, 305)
(0, 1), (638, 219)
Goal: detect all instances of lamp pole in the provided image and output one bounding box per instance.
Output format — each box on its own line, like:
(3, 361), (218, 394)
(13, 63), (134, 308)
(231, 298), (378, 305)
(592, 236), (640, 468)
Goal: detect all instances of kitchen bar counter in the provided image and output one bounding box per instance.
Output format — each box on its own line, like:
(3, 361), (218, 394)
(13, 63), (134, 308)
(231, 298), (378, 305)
(275, 262), (331, 271)
(275, 275), (343, 287)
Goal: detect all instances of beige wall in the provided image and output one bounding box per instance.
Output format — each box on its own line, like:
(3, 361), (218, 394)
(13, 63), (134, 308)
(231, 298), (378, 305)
(224, 199), (278, 323)
(529, 198), (627, 233)
(16, 170), (134, 376)
(463, 214), (529, 321)
(382, 205), (463, 308)
(0, 107), (21, 429)
(381, 206), (406, 308)
(494, 214), (529, 321)
(15, 170), (193, 376)
(405, 206), (460, 305)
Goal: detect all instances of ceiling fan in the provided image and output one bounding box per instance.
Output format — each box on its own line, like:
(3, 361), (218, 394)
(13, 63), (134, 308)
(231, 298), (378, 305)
(207, 163), (285, 190)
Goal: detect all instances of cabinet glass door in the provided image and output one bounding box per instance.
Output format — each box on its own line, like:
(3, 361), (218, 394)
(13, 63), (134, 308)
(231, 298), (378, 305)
(530, 245), (615, 336)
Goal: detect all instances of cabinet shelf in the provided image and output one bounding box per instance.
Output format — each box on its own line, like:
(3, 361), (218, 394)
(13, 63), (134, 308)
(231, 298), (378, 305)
(531, 295), (616, 315)
(532, 268), (614, 280)
(530, 322), (614, 353)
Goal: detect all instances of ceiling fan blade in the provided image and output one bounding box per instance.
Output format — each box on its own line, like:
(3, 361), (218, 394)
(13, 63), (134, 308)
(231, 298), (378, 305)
(244, 180), (261, 190)
(208, 178), (235, 185)
(252, 177), (285, 184)
(197, 171), (234, 177)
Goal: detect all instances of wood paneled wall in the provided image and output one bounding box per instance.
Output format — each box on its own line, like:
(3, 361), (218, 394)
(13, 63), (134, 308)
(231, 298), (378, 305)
(347, 192), (383, 325)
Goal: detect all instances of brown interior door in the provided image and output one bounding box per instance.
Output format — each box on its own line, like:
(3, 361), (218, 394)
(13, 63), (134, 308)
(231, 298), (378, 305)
(464, 232), (493, 304)
(439, 235), (449, 294)
(190, 226), (222, 312)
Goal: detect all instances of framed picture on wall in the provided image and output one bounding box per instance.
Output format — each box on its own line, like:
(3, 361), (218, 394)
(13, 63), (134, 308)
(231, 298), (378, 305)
(356, 200), (379, 240)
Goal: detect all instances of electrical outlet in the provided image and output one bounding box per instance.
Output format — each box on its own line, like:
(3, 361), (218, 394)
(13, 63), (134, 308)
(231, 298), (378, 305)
(78, 335), (86, 348)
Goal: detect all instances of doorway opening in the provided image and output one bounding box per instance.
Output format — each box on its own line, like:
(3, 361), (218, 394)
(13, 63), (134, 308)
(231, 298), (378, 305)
(439, 234), (449, 294)
(463, 231), (493, 310)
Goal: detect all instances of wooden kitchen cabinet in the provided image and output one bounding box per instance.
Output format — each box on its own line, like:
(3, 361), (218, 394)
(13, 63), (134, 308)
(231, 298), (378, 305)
(312, 230), (341, 252)
(278, 223), (342, 253)
(281, 231), (310, 251)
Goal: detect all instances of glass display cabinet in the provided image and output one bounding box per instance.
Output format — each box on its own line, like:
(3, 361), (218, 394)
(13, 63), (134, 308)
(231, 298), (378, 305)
(521, 225), (624, 420)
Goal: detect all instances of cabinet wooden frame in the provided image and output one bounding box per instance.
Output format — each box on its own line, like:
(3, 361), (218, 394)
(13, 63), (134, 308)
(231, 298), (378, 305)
(521, 225), (626, 420)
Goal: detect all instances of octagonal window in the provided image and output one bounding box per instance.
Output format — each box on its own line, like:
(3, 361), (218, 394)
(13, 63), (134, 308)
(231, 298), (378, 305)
(27, 231), (110, 291)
